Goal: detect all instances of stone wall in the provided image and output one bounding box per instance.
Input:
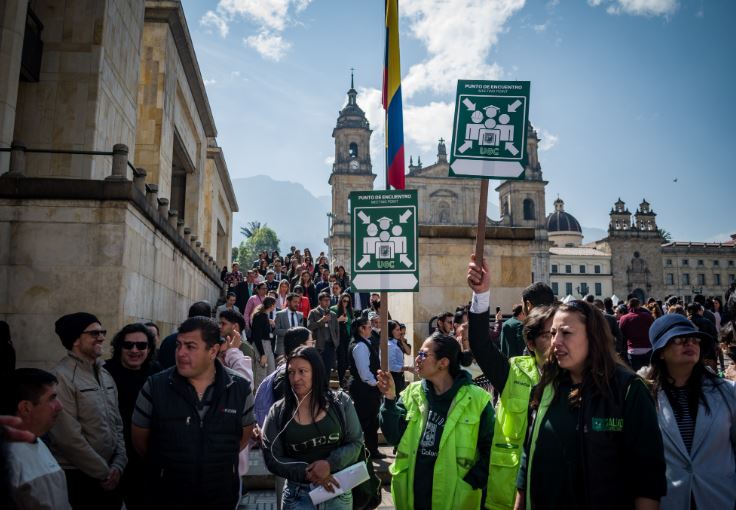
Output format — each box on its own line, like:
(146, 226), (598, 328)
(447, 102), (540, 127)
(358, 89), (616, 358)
(0, 0), (29, 172)
(13, 0), (145, 179)
(0, 197), (220, 370)
(388, 227), (533, 353)
(597, 232), (665, 301)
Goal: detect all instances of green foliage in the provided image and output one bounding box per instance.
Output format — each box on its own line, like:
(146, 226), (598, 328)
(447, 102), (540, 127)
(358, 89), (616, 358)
(231, 246), (239, 263)
(657, 228), (672, 242)
(240, 221), (262, 239)
(237, 223), (280, 267)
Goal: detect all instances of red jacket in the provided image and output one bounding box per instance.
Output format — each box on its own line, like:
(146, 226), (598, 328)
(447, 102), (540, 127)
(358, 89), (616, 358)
(619, 308), (654, 350)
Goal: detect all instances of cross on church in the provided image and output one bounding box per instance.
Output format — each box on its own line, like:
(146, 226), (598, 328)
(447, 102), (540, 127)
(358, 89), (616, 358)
(439, 137), (445, 144)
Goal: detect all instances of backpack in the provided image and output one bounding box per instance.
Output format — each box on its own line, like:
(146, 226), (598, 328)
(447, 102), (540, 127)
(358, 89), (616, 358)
(327, 391), (382, 510)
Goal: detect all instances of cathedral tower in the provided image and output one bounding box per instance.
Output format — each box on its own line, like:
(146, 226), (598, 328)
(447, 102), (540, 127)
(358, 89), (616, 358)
(495, 123), (550, 283)
(327, 75), (376, 269)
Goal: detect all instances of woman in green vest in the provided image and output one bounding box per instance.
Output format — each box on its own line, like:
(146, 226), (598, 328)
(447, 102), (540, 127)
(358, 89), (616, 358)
(466, 254), (557, 510)
(377, 333), (495, 510)
(515, 300), (666, 510)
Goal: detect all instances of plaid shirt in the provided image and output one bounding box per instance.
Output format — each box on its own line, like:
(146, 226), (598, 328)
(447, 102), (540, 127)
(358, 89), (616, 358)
(225, 270), (244, 287)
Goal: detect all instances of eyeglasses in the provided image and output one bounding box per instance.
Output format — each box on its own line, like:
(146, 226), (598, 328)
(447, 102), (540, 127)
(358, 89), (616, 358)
(417, 351), (434, 360)
(122, 341), (149, 350)
(671, 337), (701, 346)
(82, 329), (106, 338)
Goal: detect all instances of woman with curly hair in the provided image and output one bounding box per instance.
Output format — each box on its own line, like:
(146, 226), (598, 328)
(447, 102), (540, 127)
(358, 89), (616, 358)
(104, 323), (159, 510)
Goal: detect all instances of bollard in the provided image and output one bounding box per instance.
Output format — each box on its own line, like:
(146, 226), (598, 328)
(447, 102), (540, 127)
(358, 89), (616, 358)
(157, 197), (169, 218)
(107, 144), (129, 181)
(133, 168), (147, 194)
(145, 184), (159, 210)
(168, 209), (178, 228)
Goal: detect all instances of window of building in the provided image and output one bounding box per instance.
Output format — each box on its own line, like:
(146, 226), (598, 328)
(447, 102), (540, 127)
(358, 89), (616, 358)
(595, 282), (602, 296)
(682, 259), (689, 266)
(565, 282), (573, 296)
(697, 259), (704, 266)
(579, 265), (586, 274)
(523, 198), (535, 221)
(729, 261), (735, 267)
(665, 259), (672, 266)
(665, 273), (674, 285)
(682, 273), (690, 285)
(580, 282), (589, 296)
(551, 264), (558, 273)
(714, 260), (720, 267)
(551, 282), (559, 295)
(565, 265), (572, 274)
(697, 274), (705, 285)
(594, 265), (601, 274)
(348, 142), (358, 158)
(730, 274), (736, 284)
(714, 274), (721, 285)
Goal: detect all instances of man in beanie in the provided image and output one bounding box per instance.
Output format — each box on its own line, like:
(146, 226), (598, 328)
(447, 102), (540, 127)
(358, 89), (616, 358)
(47, 312), (127, 510)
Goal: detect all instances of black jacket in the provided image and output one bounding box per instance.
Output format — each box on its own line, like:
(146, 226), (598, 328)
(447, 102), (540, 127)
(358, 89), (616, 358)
(144, 363), (250, 510)
(250, 312), (272, 357)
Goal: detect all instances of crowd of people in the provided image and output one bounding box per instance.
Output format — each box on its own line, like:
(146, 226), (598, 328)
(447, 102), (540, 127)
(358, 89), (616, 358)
(1, 246), (735, 510)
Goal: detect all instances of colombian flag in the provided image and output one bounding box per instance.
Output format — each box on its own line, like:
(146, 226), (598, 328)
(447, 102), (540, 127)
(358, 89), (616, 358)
(383, 0), (405, 190)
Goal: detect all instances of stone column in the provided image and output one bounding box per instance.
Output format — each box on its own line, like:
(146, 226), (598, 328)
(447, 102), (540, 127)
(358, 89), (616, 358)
(145, 184), (159, 209)
(2, 140), (26, 177)
(133, 168), (147, 194)
(167, 209), (178, 228)
(0, 0), (28, 173)
(107, 144), (129, 181)
(157, 197), (169, 218)
(177, 219), (185, 237)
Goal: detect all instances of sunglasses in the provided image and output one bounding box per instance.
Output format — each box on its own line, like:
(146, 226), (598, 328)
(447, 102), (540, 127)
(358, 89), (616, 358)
(671, 337), (701, 346)
(122, 341), (149, 350)
(417, 351), (434, 360)
(82, 329), (106, 338)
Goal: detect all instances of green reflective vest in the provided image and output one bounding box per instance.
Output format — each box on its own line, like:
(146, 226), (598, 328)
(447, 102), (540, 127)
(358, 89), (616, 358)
(486, 356), (539, 510)
(389, 380), (491, 510)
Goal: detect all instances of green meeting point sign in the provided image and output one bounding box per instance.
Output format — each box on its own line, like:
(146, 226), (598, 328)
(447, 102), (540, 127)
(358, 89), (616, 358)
(449, 80), (530, 180)
(350, 190), (419, 292)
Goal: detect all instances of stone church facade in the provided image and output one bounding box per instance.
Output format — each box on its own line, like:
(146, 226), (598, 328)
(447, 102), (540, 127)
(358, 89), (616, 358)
(1, 0), (238, 368)
(327, 83), (549, 345)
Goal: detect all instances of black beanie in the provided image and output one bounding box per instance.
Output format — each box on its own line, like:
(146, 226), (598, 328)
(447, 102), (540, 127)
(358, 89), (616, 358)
(55, 313), (101, 350)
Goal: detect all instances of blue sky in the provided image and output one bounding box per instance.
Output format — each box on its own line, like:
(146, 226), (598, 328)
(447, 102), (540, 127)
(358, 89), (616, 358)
(181, 0), (735, 243)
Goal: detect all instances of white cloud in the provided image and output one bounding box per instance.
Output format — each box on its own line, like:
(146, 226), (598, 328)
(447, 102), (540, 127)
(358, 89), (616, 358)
(533, 22), (548, 32)
(200, 0), (312, 60)
(204, 78), (217, 86)
(590, 0), (679, 17)
(324, 155), (335, 166)
(201, 11), (229, 37)
(538, 128), (559, 152)
(399, 0), (525, 99)
(244, 31), (291, 61)
(404, 101), (454, 153)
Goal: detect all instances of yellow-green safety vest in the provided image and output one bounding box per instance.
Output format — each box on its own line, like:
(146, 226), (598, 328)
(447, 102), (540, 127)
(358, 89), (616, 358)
(389, 381), (491, 510)
(486, 356), (539, 510)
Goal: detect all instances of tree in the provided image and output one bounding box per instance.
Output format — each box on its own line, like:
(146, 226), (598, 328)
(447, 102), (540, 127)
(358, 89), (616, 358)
(237, 224), (280, 267)
(658, 228), (672, 242)
(231, 246), (239, 263)
(240, 221), (262, 239)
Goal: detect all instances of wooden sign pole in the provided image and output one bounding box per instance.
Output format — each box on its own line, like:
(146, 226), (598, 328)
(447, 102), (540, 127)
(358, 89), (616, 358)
(380, 291), (389, 372)
(475, 180), (489, 266)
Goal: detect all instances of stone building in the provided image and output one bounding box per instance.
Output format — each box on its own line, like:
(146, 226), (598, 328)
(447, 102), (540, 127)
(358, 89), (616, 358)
(0, 0), (238, 368)
(547, 198), (613, 299)
(327, 81), (545, 347)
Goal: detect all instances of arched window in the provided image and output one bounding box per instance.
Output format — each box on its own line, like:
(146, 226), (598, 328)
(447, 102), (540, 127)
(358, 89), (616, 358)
(523, 198), (535, 221)
(349, 142), (358, 158)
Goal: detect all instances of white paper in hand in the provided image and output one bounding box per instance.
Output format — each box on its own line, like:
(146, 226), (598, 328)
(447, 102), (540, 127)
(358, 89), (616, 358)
(308, 461), (369, 505)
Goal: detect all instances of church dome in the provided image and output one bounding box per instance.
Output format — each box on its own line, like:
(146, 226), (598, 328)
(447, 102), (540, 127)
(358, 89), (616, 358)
(546, 198), (582, 233)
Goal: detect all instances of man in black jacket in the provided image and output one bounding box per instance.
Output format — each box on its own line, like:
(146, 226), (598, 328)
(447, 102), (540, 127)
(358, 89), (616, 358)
(131, 316), (254, 509)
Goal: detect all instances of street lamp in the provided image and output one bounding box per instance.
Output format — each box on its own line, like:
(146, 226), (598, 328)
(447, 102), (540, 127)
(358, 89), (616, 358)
(326, 212), (335, 265)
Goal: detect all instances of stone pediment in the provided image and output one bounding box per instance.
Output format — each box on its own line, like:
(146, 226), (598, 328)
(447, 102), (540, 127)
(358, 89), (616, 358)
(408, 161), (450, 178)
